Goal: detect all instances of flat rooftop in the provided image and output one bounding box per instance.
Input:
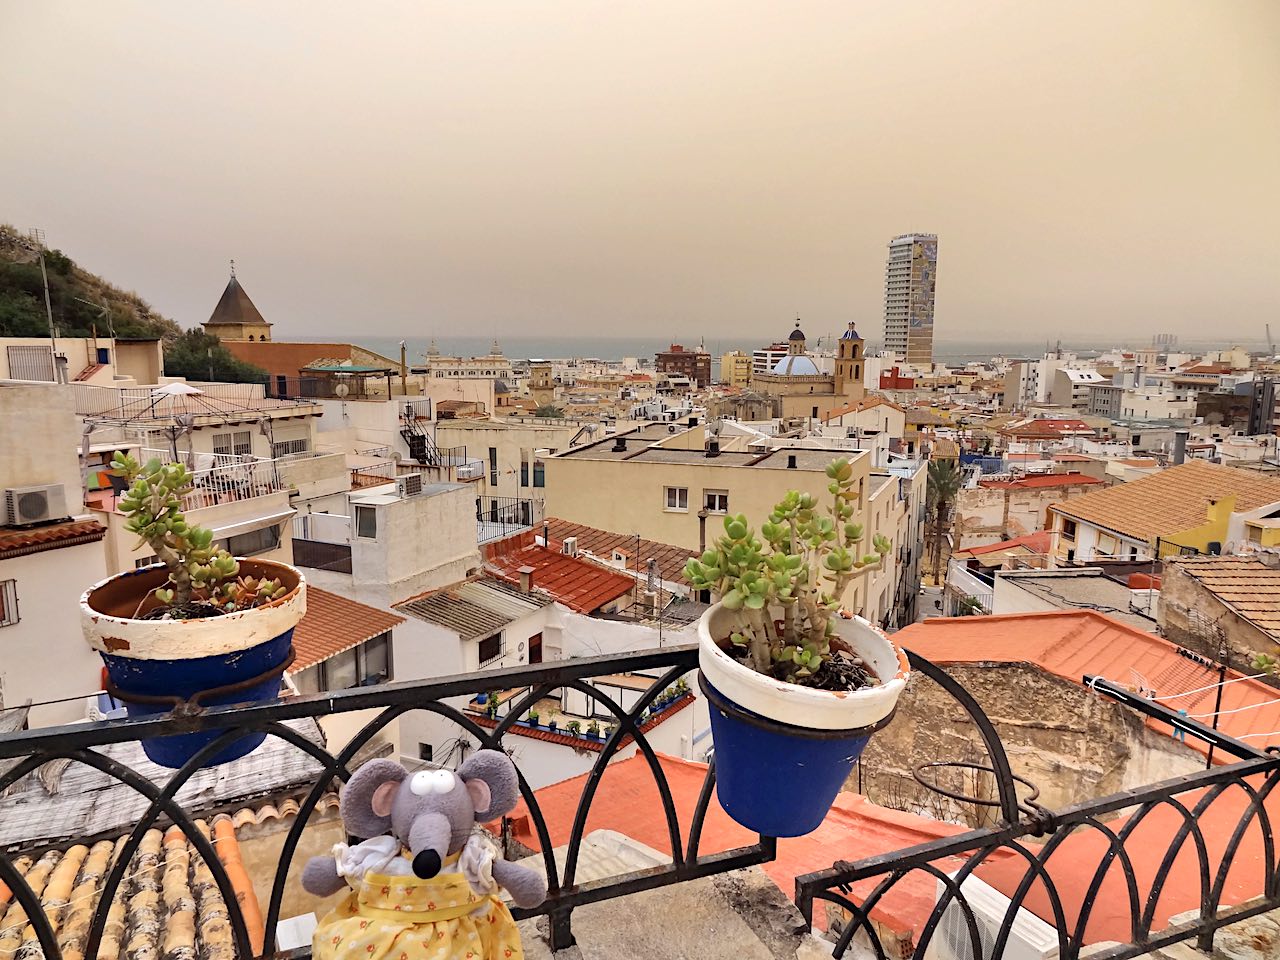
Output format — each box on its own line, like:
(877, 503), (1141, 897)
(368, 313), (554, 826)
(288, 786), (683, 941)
(997, 569), (1157, 630)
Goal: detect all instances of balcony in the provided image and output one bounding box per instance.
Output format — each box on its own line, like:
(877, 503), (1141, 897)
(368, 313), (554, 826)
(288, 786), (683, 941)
(944, 557), (995, 614)
(0, 647), (1274, 960)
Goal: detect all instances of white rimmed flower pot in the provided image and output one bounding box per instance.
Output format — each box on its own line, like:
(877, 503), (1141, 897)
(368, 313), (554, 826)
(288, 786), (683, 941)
(697, 603), (908, 837)
(80, 558), (307, 769)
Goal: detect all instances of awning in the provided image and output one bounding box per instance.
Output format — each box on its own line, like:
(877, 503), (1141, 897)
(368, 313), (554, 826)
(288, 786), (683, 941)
(209, 508), (296, 541)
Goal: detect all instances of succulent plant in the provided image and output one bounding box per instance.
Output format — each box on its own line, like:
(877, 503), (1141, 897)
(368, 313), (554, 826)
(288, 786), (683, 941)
(111, 452), (286, 615)
(684, 457), (891, 684)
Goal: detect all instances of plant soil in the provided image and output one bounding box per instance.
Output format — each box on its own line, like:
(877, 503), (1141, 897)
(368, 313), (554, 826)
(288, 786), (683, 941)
(717, 636), (878, 692)
(141, 601), (228, 621)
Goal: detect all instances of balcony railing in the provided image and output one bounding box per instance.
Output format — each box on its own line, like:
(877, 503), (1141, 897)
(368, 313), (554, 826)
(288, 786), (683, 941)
(476, 496), (542, 544)
(0, 647), (1273, 960)
(0, 646), (771, 958)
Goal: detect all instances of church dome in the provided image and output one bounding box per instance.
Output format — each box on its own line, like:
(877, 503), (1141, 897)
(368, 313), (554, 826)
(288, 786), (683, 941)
(771, 354), (821, 377)
(840, 322), (863, 341)
(788, 323), (806, 342)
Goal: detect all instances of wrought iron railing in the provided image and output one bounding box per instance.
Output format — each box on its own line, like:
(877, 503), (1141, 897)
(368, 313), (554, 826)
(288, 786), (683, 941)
(3, 645), (1275, 960)
(0, 646), (771, 958)
(795, 652), (1280, 960)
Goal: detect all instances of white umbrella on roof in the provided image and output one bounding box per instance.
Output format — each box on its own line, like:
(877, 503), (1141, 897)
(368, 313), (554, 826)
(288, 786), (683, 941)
(150, 382), (205, 396)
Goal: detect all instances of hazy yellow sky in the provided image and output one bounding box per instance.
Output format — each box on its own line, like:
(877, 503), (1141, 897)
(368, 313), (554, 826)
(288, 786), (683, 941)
(2, 1), (1277, 346)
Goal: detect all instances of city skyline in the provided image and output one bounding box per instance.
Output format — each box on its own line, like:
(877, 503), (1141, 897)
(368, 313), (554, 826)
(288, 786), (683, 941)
(2, 1), (1277, 345)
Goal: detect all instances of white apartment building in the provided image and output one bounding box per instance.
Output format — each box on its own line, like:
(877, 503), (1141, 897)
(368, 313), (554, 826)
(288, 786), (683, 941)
(883, 233), (938, 367)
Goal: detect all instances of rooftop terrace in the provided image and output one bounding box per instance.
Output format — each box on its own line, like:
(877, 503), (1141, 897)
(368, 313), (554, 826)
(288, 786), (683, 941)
(0, 643), (1274, 959)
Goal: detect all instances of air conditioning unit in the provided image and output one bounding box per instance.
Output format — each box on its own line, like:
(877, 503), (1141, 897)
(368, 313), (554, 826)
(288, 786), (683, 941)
(924, 874), (1058, 960)
(4, 484), (69, 527)
(396, 474), (424, 499)
(562, 536), (579, 557)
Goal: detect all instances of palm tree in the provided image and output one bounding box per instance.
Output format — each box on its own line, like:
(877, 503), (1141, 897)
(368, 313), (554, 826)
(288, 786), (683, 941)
(533, 404), (565, 418)
(926, 459), (962, 582)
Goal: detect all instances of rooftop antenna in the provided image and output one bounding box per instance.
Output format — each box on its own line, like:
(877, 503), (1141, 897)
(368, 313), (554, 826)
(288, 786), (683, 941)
(28, 228), (59, 369)
(229, 258), (236, 279)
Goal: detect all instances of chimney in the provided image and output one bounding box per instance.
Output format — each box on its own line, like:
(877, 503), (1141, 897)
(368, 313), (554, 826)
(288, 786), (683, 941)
(787, 454), (797, 469)
(706, 440), (720, 458)
(517, 565), (535, 594)
(1172, 429), (1189, 465)
(612, 437), (627, 453)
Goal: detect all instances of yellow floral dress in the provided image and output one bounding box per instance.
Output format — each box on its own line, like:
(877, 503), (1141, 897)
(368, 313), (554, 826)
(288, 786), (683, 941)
(313, 848), (525, 960)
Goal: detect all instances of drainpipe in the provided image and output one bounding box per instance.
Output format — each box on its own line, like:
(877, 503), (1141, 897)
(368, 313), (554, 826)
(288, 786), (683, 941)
(697, 507), (709, 554)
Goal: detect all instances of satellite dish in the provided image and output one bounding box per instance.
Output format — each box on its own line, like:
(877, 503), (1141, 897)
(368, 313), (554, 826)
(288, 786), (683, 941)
(334, 383), (350, 398)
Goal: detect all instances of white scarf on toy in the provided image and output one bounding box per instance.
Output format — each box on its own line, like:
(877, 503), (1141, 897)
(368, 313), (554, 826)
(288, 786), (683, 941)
(333, 834), (499, 894)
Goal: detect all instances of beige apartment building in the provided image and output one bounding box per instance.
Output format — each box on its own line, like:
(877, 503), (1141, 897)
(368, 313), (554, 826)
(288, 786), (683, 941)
(719, 351), (752, 387)
(542, 422), (923, 622)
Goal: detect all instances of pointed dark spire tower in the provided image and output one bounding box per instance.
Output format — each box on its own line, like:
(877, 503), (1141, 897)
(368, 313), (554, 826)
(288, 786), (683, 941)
(202, 260), (272, 341)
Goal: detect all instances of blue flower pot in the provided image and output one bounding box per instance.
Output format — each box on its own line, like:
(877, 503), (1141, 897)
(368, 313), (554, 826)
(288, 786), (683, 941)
(81, 559), (307, 770)
(102, 631), (294, 768)
(700, 674), (895, 837)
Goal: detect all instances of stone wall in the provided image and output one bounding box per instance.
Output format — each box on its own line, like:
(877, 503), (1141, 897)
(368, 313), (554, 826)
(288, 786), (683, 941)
(954, 481), (1098, 549)
(1158, 561), (1275, 665)
(854, 664), (1200, 824)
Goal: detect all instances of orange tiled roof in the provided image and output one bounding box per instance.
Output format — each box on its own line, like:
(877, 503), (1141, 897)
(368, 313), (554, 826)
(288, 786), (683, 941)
(483, 533), (634, 613)
(978, 472), (1103, 490)
(976, 783), (1273, 945)
(821, 395), (905, 423)
(1170, 555), (1280, 641)
(0, 519), (106, 560)
(289, 586), (405, 673)
(1050, 460), (1280, 543)
(956, 531), (1053, 557)
(543, 519), (693, 586)
(504, 752), (1011, 935)
(896, 610), (1280, 755)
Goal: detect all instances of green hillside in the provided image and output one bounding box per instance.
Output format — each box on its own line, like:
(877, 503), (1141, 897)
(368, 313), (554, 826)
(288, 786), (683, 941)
(0, 225), (266, 383)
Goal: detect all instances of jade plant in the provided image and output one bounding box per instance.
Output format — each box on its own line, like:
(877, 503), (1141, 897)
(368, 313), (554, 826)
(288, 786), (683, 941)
(684, 457), (891, 688)
(110, 452), (286, 618)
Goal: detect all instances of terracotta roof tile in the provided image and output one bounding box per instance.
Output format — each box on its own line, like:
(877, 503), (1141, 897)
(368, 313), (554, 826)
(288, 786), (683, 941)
(543, 519), (693, 586)
(896, 610), (1280, 755)
(957, 531), (1053, 557)
(484, 534), (634, 613)
(1051, 461), (1280, 542)
(1170, 555), (1280, 641)
(0, 520), (106, 560)
(506, 752), (1013, 936)
(978, 472), (1103, 490)
(289, 587), (405, 673)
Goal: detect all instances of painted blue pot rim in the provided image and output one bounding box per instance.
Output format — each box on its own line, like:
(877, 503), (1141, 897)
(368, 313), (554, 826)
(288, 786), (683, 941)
(698, 671), (897, 740)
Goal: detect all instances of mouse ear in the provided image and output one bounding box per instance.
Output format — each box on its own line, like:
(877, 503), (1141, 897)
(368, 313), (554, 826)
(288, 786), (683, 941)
(341, 759), (408, 838)
(458, 749), (519, 820)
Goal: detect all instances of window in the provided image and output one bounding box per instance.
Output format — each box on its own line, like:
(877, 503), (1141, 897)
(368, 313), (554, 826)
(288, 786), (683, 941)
(478, 632), (504, 665)
(489, 447), (499, 486)
(272, 438), (310, 458)
(418, 743), (434, 763)
(96, 347), (110, 365)
(533, 454), (545, 488)
(520, 450), (529, 488)
(0, 580), (18, 627)
(292, 666), (320, 695)
(664, 486), (688, 512)
(1061, 519), (1077, 540)
(355, 505), (378, 539)
(221, 525), (281, 557)
(703, 490), (729, 514)
(212, 430), (252, 456)
(317, 633), (393, 690)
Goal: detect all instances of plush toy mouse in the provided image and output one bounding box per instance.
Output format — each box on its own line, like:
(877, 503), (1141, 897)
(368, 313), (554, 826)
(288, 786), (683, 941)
(302, 751), (547, 960)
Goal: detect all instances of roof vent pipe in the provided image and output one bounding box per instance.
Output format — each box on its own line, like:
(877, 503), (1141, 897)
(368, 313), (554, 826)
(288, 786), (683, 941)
(1173, 430), (1189, 466)
(706, 440), (720, 458)
(613, 437), (627, 452)
(518, 565), (535, 594)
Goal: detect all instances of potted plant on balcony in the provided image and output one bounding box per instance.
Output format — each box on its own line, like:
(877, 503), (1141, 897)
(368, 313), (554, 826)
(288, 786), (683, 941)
(685, 457), (908, 838)
(527, 710), (540, 727)
(547, 716), (559, 733)
(586, 719), (602, 740)
(79, 453), (306, 769)
(565, 720), (582, 738)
